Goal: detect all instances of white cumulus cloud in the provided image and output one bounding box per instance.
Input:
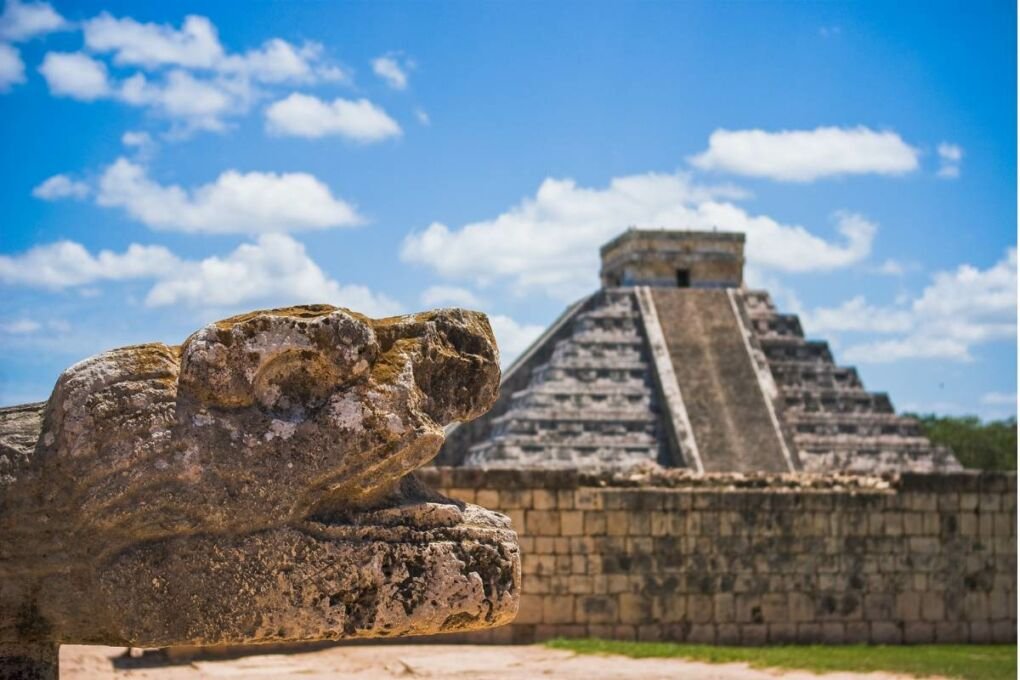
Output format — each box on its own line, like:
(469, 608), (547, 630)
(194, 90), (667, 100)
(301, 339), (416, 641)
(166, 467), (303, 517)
(981, 392), (1016, 406)
(400, 172), (875, 300)
(488, 314), (544, 367)
(0, 234), (399, 317)
(121, 130), (153, 148)
(0, 318), (41, 334)
(119, 70), (243, 133)
(32, 173), (90, 200)
(83, 13), (224, 69)
(96, 157), (361, 234)
(144, 234), (401, 315)
(937, 142), (963, 179)
(39, 13), (346, 133)
(808, 248), (1017, 363)
(220, 39), (345, 84)
(689, 126), (920, 182)
(0, 240), (180, 288)
(121, 130), (157, 159)
(0, 0), (68, 42)
(83, 12), (344, 84)
(39, 57), (249, 133)
(420, 285), (483, 308)
(0, 42), (24, 91)
(265, 93), (402, 142)
(39, 51), (111, 100)
(371, 54), (411, 90)
(801, 296), (913, 334)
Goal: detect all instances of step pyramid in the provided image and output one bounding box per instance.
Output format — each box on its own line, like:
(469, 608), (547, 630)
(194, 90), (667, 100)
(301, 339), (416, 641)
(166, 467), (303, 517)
(439, 230), (960, 473)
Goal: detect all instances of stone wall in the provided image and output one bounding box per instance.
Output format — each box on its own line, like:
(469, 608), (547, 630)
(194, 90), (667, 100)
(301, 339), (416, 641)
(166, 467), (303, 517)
(418, 468), (1016, 645)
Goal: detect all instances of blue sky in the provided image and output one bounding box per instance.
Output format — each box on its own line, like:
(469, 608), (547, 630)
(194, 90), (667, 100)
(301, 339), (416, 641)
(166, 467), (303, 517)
(0, 0), (1015, 419)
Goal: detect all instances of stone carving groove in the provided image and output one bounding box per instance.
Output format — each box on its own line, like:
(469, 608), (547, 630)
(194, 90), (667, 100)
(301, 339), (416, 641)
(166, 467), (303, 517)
(0, 305), (519, 678)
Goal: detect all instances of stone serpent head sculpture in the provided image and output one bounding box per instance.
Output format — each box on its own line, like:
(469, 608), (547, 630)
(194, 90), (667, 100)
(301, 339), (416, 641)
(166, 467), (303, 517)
(0, 305), (518, 672)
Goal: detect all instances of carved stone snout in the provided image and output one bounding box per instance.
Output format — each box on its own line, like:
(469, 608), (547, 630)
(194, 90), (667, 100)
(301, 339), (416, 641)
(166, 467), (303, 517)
(0, 305), (518, 659)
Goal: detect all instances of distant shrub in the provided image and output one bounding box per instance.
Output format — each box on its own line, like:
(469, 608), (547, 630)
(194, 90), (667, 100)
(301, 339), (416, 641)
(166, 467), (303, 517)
(906, 413), (1017, 471)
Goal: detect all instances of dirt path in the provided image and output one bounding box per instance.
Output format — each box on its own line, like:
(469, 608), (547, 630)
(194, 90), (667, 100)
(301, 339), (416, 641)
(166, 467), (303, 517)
(61, 644), (941, 680)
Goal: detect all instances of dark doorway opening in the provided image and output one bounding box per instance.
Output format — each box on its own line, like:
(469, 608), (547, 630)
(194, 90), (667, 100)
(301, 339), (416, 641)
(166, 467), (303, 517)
(676, 269), (690, 288)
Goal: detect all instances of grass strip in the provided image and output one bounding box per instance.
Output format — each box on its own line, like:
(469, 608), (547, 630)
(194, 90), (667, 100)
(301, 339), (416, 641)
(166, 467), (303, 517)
(546, 638), (1017, 680)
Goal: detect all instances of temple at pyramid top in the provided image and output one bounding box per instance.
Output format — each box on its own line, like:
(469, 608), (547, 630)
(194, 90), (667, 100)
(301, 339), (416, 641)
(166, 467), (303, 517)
(438, 228), (961, 474)
(600, 228), (745, 289)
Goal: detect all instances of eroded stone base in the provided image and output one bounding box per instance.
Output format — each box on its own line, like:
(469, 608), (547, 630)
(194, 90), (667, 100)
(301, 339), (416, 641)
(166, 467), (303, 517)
(93, 505), (519, 647)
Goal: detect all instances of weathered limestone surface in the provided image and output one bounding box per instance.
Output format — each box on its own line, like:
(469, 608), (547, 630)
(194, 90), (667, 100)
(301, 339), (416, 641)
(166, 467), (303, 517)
(0, 305), (519, 674)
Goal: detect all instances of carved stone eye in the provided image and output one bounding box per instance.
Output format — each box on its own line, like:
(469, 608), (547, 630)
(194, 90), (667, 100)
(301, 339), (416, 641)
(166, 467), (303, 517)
(253, 349), (340, 414)
(179, 306), (378, 411)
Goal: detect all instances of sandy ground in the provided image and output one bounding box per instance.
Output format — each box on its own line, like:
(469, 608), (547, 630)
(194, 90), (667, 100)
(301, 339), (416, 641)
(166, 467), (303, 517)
(60, 644), (942, 680)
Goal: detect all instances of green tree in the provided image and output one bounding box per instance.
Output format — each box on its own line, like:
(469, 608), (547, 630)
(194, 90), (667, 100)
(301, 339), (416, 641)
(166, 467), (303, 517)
(907, 414), (1017, 471)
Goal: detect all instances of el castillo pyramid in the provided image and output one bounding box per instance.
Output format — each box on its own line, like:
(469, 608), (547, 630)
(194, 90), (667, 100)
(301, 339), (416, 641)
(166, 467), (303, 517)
(439, 229), (961, 473)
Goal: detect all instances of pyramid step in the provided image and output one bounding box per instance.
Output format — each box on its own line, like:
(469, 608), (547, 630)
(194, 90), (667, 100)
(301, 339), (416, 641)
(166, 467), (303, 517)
(794, 434), (934, 449)
(781, 389), (894, 414)
(760, 338), (834, 363)
(768, 361), (863, 389)
(491, 408), (659, 425)
(510, 393), (655, 411)
(748, 313), (804, 339)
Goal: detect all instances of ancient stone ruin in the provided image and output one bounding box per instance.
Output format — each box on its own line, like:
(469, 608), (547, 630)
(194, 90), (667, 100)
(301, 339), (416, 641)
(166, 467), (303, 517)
(441, 229), (961, 473)
(0, 305), (520, 678)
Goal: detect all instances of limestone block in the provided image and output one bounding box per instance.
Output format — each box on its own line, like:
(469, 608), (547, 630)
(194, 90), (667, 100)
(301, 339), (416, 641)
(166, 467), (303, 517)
(618, 594), (653, 625)
(717, 624), (741, 644)
(820, 622), (846, 644)
(904, 622), (935, 643)
(606, 511), (629, 536)
(560, 511), (585, 537)
(574, 489), (604, 511)
(525, 510), (561, 536)
(611, 625), (638, 641)
(870, 621), (903, 644)
(535, 537), (556, 553)
(542, 596), (575, 624)
(991, 621), (1016, 643)
(934, 621), (966, 642)
(533, 489), (558, 510)
(969, 621), (992, 643)
(788, 592), (815, 622)
(844, 622), (870, 643)
(687, 624), (717, 644)
(895, 592), (923, 622)
(688, 595), (714, 624)
(584, 511), (608, 536)
(964, 592), (990, 620)
(499, 489), (532, 509)
(577, 596), (618, 624)
(713, 593), (735, 623)
(568, 574), (593, 594)
(475, 489), (500, 508)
